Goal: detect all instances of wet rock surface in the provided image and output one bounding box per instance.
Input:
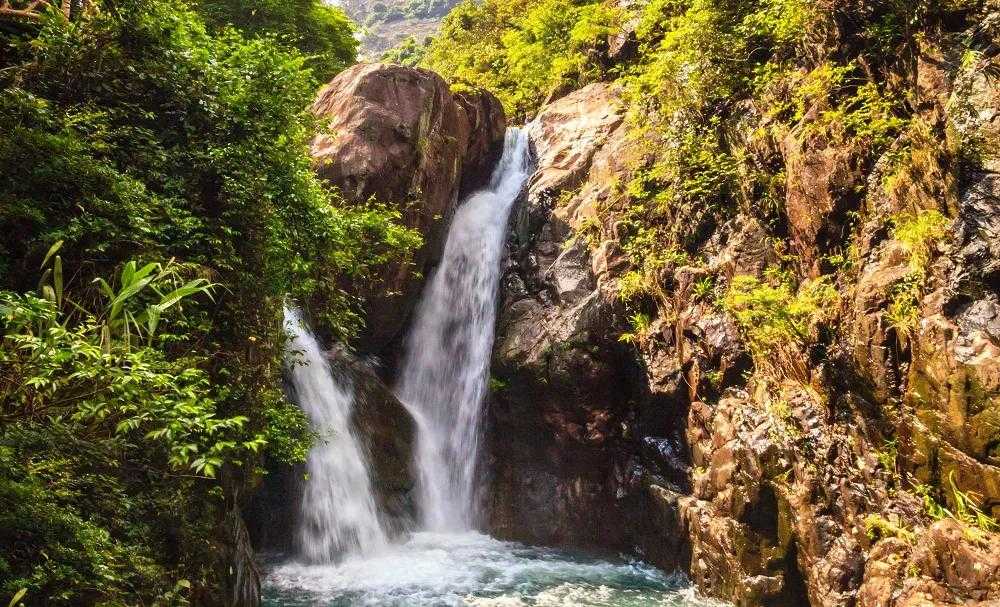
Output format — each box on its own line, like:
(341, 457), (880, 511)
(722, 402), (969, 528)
(246, 349), (416, 552)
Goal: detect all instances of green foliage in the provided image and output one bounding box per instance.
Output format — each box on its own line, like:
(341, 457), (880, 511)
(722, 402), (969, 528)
(885, 210), (950, 342)
(780, 62), (907, 149)
(382, 35), (431, 67)
(193, 0), (358, 83)
(875, 439), (899, 477)
(893, 210), (950, 273)
(0, 1), (417, 603)
(722, 273), (837, 373)
(914, 473), (1000, 538)
(422, 0), (619, 118)
(351, 0), (458, 26)
(693, 276), (715, 301)
(0, 267), (242, 602)
(619, 313), (653, 345)
(8, 589), (26, 607)
(619, 118), (740, 258)
(618, 271), (650, 302)
(488, 376), (509, 393)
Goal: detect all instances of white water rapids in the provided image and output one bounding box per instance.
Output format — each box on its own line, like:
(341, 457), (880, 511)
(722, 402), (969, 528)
(268, 129), (721, 606)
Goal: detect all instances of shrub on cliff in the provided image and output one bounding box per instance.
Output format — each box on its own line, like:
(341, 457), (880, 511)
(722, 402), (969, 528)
(422, 0), (619, 118)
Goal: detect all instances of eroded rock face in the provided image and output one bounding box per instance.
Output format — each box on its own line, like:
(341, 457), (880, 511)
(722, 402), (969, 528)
(781, 124), (865, 277)
(899, 59), (1000, 519)
(487, 17), (1000, 607)
(489, 82), (640, 550)
(678, 36), (1000, 605)
(858, 519), (1000, 607)
(311, 63), (506, 354)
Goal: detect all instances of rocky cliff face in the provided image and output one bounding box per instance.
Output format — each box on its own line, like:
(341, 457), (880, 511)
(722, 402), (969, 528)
(488, 22), (1000, 607)
(292, 31), (998, 607)
(312, 63), (505, 356)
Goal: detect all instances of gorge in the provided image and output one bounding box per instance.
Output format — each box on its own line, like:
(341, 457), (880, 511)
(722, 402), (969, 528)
(3, 2), (1000, 606)
(255, 46), (1000, 606)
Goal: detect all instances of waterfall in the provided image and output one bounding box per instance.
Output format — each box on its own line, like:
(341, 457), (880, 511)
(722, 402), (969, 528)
(397, 128), (533, 531)
(283, 306), (388, 562)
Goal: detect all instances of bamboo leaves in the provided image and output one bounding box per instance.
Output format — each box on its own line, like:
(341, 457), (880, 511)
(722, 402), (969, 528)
(93, 259), (215, 350)
(36, 244), (217, 349)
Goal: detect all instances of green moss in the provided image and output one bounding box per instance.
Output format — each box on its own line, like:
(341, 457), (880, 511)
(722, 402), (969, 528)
(864, 514), (916, 543)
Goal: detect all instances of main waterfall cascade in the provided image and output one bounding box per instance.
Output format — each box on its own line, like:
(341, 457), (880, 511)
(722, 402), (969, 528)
(265, 129), (721, 606)
(282, 306), (388, 562)
(396, 128), (533, 531)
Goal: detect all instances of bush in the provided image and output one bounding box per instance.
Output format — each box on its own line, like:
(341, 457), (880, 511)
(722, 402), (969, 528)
(0, 276), (241, 603)
(422, 0), (618, 118)
(885, 209), (950, 342)
(723, 273), (837, 377)
(193, 0), (358, 83)
(0, 1), (417, 602)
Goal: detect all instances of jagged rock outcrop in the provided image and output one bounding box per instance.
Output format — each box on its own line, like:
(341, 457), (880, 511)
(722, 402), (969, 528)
(489, 15), (1000, 607)
(312, 63), (506, 354)
(859, 519), (1000, 607)
(490, 83), (702, 559)
(490, 83), (636, 549)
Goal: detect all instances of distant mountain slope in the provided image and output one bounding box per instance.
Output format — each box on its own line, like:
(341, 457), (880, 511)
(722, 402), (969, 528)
(337, 0), (461, 58)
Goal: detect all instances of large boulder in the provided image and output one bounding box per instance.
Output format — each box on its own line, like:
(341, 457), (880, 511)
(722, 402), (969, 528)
(328, 349), (417, 532)
(311, 63), (506, 354)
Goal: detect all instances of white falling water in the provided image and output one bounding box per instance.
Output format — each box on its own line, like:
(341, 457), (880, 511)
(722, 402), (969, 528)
(266, 129), (714, 607)
(283, 306), (388, 562)
(397, 128), (533, 531)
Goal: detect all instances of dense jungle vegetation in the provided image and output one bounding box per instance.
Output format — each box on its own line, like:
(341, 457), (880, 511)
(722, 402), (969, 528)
(0, 1), (417, 604)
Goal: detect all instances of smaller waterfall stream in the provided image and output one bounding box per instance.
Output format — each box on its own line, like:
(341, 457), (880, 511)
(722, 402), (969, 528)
(397, 128), (532, 531)
(283, 306), (387, 562)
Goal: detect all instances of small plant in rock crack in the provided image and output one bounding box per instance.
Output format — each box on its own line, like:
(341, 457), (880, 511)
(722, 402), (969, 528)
(885, 209), (951, 346)
(692, 276), (715, 301)
(913, 473), (1000, 539)
(619, 312), (653, 345)
(875, 438), (899, 480)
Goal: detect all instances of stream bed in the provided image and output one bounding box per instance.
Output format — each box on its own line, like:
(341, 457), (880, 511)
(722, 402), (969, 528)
(263, 531), (721, 607)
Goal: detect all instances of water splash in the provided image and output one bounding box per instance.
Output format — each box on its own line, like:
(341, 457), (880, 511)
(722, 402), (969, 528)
(283, 306), (388, 562)
(397, 129), (533, 531)
(264, 531), (717, 607)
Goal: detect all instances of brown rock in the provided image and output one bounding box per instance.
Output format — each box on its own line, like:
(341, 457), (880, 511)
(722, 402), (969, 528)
(311, 63), (506, 353)
(525, 83), (624, 201)
(781, 128), (865, 275)
(860, 520), (1000, 606)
